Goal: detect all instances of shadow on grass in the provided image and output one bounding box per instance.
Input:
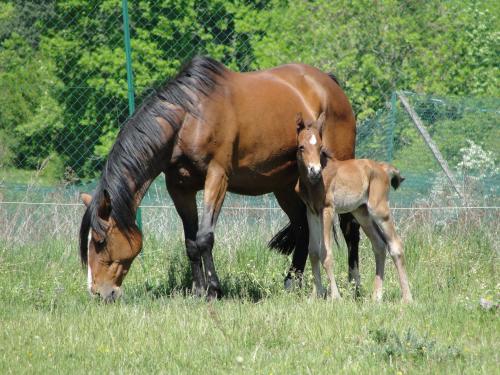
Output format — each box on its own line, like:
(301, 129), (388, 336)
(129, 255), (281, 303)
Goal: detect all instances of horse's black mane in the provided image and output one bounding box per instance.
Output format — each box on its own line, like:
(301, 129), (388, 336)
(327, 73), (342, 87)
(79, 56), (226, 264)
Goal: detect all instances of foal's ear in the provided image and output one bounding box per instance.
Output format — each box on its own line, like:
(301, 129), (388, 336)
(316, 112), (326, 135)
(81, 193), (92, 207)
(296, 112), (305, 134)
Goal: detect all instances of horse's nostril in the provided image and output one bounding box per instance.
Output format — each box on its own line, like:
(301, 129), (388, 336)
(110, 290), (116, 298)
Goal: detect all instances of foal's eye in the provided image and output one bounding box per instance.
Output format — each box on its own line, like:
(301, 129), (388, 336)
(298, 145), (305, 152)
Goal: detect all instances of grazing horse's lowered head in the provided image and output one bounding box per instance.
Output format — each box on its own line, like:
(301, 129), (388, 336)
(80, 191), (142, 302)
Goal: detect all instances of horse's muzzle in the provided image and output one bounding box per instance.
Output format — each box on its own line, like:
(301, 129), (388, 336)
(307, 166), (322, 184)
(94, 285), (123, 303)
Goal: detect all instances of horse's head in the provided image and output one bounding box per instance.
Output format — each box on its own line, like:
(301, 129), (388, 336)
(80, 192), (142, 302)
(296, 112), (328, 184)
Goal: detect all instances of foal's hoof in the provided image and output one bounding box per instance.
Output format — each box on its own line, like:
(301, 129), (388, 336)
(402, 295), (413, 304)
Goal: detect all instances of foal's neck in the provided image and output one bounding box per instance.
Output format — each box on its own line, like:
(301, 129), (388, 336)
(298, 167), (326, 215)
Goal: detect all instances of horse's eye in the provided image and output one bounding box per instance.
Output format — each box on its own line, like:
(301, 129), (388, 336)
(94, 238), (106, 250)
(298, 145), (305, 152)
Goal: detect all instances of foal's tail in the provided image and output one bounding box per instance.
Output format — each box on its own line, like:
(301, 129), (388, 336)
(380, 163), (405, 190)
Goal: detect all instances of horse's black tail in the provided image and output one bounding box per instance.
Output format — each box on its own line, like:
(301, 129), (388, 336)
(268, 222), (296, 255)
(269, 219), (341, 254)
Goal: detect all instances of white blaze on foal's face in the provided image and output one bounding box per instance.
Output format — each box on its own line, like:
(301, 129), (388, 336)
(309, 134), (317, 145)
(299, 129), (322, 182)
(296, 112), (325, 183)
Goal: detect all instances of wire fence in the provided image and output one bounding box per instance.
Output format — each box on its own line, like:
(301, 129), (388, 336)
(0, 0), (498, 230)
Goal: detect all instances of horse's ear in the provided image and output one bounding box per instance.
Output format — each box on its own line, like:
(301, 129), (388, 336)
(81, 193), (92, 207)
(97, 190), (112, 221)
(296, 112), (305, 134)
(316, 112), (326, 135)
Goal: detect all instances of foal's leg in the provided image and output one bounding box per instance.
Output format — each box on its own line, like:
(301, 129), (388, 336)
(322, 206), (341, 299)
(307, 210), (325, 297)
(166, 184), (205, 295)
(370, 205), (413, 303)
(273, 188), (309, 289)
(197, 161), (228, 299)
(340, 213), (361, 295)
(352, 208), (387, 302)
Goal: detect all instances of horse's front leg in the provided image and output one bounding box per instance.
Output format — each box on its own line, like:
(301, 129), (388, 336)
(322, 206), (341, 300)
(197, 161), (228, 300)
(166, 183), (205, 296)
(306, 210), (325, 298)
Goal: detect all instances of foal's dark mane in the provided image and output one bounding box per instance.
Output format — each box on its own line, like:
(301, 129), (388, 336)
(79, 56), (227, 264)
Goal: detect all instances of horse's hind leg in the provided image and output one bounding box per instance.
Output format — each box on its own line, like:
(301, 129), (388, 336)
(370, 206), (412, 303)
(273, 188), (309, 290)
(197, 162), (228, 300)
(352, 207), (387, 302)
(340, 213), (361, 296)
(166, 184), (205, 296)
(322, 206), (341, 299)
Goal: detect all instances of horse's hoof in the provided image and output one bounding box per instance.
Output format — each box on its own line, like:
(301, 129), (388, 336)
(284, 273), (303, 290)
(206, 284), (223, 301)
(192, 283), (207, 298)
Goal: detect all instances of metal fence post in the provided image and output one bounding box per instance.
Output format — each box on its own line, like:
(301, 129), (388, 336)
(387, 92), (397, 161)
(121, 0), (143, 233)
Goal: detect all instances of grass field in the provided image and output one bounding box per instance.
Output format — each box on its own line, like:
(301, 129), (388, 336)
(0, 206), (498, 374)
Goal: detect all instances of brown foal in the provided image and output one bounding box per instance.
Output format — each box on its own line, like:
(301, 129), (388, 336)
(295, 113), (412, 303)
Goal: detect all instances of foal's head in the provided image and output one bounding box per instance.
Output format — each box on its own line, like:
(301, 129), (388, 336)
(296, 112), (330, 184)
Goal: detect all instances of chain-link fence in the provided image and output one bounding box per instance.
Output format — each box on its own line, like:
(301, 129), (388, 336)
(1, 0), (498, 212)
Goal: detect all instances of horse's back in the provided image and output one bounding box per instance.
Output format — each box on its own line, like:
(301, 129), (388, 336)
(226, 62), (355, 157)
(253, 63), (355, 160)
(174, 61), (356, 195)
(233, 63), (353, 122)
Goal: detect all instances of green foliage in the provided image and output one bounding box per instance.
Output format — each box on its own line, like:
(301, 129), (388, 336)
(244, 0), (499, 119)
(0, 31), (64, 170)
(0, 0), (498, 181)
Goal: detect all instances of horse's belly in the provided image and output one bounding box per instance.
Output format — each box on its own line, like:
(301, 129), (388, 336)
(228, 160), (298, 195)
(333, 189), (366, 214)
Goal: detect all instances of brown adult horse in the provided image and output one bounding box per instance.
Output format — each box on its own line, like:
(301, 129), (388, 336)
(79, 56), (359, 301)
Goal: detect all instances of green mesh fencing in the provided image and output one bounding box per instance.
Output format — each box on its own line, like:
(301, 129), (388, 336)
(0, 1), (498, 211)
(356, 92), (499, 207)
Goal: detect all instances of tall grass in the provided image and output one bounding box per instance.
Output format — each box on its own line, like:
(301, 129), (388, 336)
(0, 200), (498, 373)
